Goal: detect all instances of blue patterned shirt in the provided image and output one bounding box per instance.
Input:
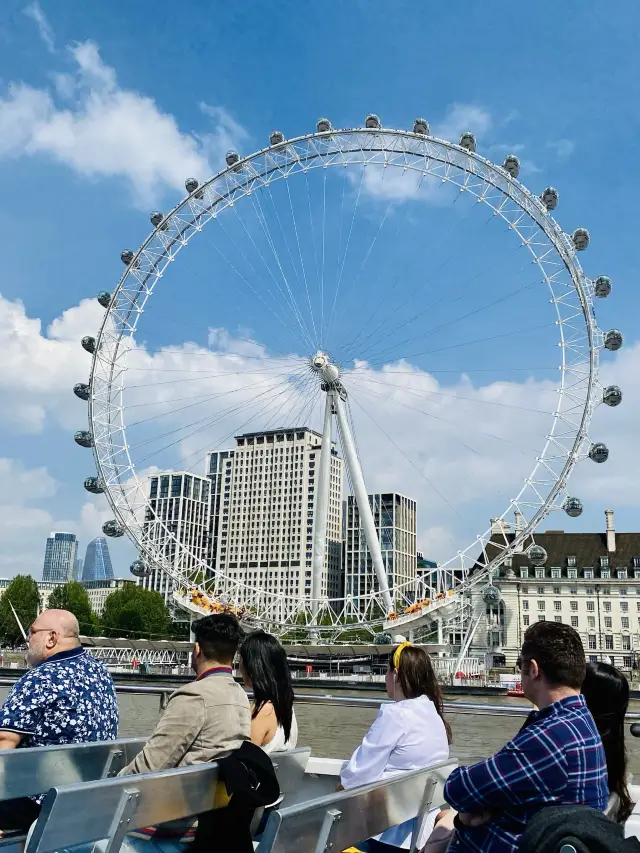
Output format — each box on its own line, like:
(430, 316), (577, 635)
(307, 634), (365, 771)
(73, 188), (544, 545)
(444, 694), (607, 853)
(0, 647), (119, 748)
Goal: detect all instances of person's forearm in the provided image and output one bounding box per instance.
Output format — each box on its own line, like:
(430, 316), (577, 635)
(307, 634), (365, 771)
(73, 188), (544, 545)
(0, 731), (22, 750)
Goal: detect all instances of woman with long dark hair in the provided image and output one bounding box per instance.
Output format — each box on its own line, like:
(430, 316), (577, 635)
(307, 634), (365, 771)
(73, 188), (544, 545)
(340, 642), (451, 849)
(582, 661), (633, 821)
(239, 630), (298, 753)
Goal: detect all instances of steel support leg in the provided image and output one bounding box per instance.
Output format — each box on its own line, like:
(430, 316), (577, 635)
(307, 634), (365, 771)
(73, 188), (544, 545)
(333, 395), (392, 611)
(311, 392), (334, 619)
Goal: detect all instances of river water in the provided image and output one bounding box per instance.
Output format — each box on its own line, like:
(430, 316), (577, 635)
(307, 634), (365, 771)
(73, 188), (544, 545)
(3, 685), (636, 773)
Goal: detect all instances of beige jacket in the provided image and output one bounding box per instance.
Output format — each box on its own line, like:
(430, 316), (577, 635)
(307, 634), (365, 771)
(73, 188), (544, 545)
(119, 672), (251, 775)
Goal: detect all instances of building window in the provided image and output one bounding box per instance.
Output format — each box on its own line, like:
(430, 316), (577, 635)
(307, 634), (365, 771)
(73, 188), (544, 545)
(554, 615), (562, 623)
(551, 568), (561, 579)
(624, 656), (633, 668)
(567, 556), (576, 567)
(522, 600), (529, 611)
(554, 600), (561, 611)
(584, 569), (594, 580)
(537, 601), (545, 611)
(571, 616), (579, 628)
(605, 635), (614, 650)
(603, 601), (611, 612)
(521, 585), (529, 594)
(537, 586), (545, 595)
(588, 635), (597, 650)
(520, 569), (529, 579)
(535, 568), (545, 579)
(567, 568), (578, 579)
(600, 556), (609, 568)
(617, 570), (628, 580)
(570, 601), (578, 612)
(586, 601), (595, 612)
(621, 601), (629, 613)
(604, 617), (612, 628)
(538, 615), (546, 621)
(523, 615), (530, 626)
(553, 586), (561, 595)
(621, 617), (629, 629)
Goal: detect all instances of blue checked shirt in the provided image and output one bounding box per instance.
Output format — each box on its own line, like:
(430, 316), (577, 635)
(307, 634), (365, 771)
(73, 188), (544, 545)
(444, 694), (607, 853)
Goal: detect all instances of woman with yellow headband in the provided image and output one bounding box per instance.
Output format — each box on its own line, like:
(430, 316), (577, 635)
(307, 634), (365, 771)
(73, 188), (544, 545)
(340, 642), (451, 851)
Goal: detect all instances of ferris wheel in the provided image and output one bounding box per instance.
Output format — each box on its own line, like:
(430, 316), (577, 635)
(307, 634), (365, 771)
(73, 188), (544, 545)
(73, 114), (622, 640)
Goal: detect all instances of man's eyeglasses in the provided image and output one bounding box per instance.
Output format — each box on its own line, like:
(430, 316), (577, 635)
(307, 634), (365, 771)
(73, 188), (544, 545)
(27, 627), (57, 639)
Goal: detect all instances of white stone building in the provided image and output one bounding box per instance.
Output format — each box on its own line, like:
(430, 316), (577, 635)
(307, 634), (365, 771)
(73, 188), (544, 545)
(141, 471), (211, 611)
(469, 510), (640, 669)
(206, 427), (344, 618)
(83, 579), (136, 616)
(344, 493), (417, 613)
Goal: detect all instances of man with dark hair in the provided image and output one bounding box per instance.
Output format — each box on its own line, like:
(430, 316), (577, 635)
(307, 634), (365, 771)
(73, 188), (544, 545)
(444, 621), (607, 853)
(120, 614), (250, 775)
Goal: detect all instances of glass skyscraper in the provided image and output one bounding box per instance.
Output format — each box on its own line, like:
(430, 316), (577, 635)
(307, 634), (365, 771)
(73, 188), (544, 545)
(42, 532), (78, 582)
(82, 537), (114, 582)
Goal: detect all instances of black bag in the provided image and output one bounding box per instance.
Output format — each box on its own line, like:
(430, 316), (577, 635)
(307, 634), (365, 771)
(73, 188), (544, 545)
(520, 805), (640, 853)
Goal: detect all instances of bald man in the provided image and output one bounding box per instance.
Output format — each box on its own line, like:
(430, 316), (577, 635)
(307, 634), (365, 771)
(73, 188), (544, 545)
(0, 609), (118, 832)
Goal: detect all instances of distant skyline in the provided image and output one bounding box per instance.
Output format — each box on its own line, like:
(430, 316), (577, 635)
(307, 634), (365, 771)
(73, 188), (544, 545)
(42, 531), (77, 582)
(82, 537), (114, 582)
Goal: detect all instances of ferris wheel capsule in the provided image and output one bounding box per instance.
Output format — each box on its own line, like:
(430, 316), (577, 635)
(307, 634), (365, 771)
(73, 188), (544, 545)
(269, 130), (285, 146)
(603, 385), (622, 406)
(589, 442), (609, 463)
(503, 155), (520, 178)
(594, 276), (612, 298)
(316, 118), (332, 133)
(73, 383), (90, 401)
(413, 118), (429, 135)
(84, 476), (104, 494)
(563, 496), (583, 517)
(150, 211), (168, 231)
(482, 584), (502, 605)
(97, 291), (111, 308)
(572, 228), (590, 251)
(130, 558), (152, 577)
(74, 430), (93, 448)
(528, 544), (547, 566)
(459, 132), (476, 152)
(365, 114), (381, 129)
(120, 250), (134, 266)
(604, 329), (623, 351)
(226, 150), (241, 170)
(102, 519), (124, 538)
(81, 336), (96, 354)
(185, 178), (204, 199)
(540, 187), (558, 210)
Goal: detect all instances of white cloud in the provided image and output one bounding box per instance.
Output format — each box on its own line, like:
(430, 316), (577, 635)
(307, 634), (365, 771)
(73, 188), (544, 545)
(432, 103), (492, 143)
(0, 41), (248, 205)
(547, 138), (576, 159)
(23, 1), (55, 53)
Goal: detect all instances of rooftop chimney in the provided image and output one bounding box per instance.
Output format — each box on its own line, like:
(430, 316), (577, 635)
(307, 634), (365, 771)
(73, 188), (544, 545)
(605, 509), (616, 553)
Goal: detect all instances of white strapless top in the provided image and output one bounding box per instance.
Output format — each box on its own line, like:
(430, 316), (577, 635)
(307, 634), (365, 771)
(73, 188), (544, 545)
(262, 708), (299, 754)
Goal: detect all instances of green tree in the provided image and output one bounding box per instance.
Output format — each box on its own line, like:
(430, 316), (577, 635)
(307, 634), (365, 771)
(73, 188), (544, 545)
(101, 585), (171, 638)
(48, 582), (96, 636)
(0, 575), (41, 646)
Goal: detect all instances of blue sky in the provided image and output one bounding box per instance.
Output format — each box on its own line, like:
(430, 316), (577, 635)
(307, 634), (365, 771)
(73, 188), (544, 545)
(0, 0), (638, 580)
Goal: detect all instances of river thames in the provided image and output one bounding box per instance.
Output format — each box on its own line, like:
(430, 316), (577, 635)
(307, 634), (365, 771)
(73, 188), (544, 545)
(2, 685), (635, 772)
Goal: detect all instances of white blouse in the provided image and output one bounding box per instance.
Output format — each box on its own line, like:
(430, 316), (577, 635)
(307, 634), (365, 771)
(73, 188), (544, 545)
(340, 695), (449, 849)
(341, 695), (449, 789)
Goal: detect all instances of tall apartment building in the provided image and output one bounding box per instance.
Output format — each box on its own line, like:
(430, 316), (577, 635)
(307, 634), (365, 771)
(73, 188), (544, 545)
(82, 537), (114, 582)
(42, 532), (78, 582)
(141, 471), (210, 611)
(470, 509), (640, 669)
(344, 493), (417, 612)
(206, 427), (344, 619)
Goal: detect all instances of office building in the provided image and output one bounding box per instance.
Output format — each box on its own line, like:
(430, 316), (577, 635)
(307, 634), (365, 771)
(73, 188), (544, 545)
(345, 493), (417, 612)
(82, 538), (114, 582)
(470, 509), (640, 669)
(141, 471), (210, 610)
(42, 532), (78, 582)
(74, 558), (83, 581)
(83, 579), (136, 616)
(207, 427), (344, 619)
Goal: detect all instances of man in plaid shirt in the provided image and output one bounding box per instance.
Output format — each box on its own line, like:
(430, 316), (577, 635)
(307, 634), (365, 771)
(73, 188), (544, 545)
(444, 621), (607, 853)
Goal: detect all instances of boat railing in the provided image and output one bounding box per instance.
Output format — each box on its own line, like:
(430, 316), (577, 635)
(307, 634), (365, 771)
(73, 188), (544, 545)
(1, 677), (639, 721)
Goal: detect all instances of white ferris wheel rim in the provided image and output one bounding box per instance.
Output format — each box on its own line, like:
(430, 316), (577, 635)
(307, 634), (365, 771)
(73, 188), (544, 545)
(86, 123), (603, 631)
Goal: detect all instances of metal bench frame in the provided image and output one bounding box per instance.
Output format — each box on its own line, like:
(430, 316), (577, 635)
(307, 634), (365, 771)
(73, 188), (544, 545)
(25, 747), (311, 853)
(0, 738), (147, 802)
